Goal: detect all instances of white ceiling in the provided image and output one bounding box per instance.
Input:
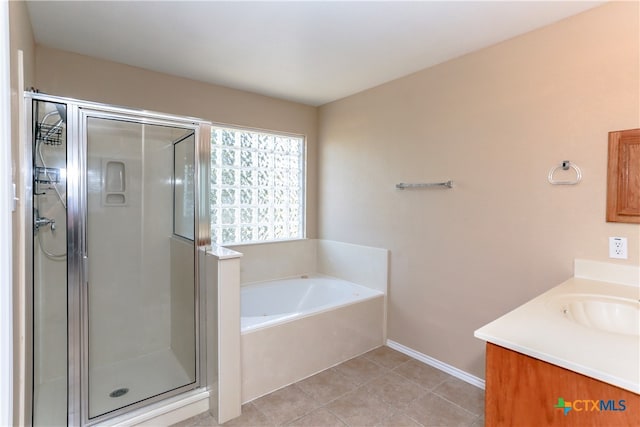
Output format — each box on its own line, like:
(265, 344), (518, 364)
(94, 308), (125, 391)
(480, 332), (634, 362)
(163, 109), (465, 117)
(26, 1), (604, 106)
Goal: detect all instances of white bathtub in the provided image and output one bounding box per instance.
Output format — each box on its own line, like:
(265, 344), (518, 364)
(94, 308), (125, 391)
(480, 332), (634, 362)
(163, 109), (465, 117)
(240, 274), (385, 402)
(241, 274), (382, 332)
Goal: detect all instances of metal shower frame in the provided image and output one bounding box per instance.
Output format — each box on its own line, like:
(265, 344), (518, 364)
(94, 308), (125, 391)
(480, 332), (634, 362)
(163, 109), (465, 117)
(24, 91), (212, 426)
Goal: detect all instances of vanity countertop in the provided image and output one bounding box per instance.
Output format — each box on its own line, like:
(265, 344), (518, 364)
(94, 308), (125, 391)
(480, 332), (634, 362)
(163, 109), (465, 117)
(474, 276), (640, 394)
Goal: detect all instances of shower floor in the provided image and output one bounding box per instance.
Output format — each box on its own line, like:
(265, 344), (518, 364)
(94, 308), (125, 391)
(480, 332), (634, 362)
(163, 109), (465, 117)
(34, 348), (192, 424)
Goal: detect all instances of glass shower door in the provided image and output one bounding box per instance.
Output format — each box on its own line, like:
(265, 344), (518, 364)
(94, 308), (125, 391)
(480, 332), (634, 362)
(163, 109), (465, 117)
(83, 115), (197, 420)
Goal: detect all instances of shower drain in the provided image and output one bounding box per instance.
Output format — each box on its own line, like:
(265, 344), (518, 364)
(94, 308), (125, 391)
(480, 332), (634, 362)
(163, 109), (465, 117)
(109, 388), (129, 398)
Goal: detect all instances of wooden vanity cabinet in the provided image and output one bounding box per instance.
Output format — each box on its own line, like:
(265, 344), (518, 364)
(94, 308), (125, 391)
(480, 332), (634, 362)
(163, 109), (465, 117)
(485, 343), (640, 427)
(607, 128), (640, 223)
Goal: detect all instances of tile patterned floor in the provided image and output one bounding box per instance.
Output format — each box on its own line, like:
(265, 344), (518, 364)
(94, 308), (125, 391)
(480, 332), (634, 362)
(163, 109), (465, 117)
(173, 346), (484, 427)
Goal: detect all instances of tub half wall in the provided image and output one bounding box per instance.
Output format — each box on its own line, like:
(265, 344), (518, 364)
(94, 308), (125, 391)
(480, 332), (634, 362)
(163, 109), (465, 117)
(241, 295), (385, 403)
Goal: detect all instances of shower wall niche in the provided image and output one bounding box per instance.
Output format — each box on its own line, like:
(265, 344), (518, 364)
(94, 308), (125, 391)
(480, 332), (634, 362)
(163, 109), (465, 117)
(102, 159), (127, 205)
(28, 93), (210, 426)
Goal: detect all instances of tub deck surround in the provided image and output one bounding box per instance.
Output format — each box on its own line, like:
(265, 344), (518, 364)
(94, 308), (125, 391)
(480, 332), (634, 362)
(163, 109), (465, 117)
(241, 293), (385, 403)
(316, 239), (389, 294)
(229, 239), (317, 284)
(241, 274), (383, 332)
(475, 275), (640, 394)
(207, 244), (243, 260)
(230, 239), (389, 405)
(229, 239), (389, 294)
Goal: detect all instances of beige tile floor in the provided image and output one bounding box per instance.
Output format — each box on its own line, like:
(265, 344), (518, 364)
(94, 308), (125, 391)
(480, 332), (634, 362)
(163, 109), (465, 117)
(174, 346), (484, 427)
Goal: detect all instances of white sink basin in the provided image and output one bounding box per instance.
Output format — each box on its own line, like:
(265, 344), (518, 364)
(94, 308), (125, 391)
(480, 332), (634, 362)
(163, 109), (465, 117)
(548, 294), (639, 337)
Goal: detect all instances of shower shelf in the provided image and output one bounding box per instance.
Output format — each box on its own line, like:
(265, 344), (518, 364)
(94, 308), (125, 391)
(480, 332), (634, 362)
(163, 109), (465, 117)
(34, 166), (61, 185)
(35, 122), (63, 146)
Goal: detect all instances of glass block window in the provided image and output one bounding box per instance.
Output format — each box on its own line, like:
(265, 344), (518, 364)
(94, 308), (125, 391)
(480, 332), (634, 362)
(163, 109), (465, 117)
(211, 126), (305, 245)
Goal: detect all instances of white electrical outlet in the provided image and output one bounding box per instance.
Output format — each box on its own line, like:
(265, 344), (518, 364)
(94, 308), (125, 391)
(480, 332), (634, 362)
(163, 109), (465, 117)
(609, 237), (628, 259)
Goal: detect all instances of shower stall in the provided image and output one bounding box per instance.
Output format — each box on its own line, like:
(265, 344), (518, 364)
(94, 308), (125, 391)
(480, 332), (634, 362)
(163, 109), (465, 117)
(26, 93), (212, 426)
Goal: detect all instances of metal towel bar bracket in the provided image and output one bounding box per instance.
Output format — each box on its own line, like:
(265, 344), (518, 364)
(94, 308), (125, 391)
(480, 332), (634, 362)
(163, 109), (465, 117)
(396, 180), (453, 190)
(548, 160), (582, 185)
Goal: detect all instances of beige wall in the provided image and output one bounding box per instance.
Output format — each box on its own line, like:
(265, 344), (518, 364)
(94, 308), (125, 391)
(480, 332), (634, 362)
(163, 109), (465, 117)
(9, 1), (34, 102)
(9, 1), (35, 424)
(318, 2), (640, 378)
(14, 0), (640, 396)
(35, 46), (319, 238)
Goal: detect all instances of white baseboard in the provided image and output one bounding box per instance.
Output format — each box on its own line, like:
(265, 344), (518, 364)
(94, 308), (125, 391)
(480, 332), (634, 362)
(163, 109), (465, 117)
(386, 340), (485, 390)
